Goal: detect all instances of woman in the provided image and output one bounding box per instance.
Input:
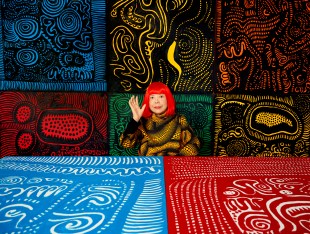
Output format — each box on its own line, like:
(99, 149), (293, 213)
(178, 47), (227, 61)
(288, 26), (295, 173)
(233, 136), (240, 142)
(120, 82), (201, 156)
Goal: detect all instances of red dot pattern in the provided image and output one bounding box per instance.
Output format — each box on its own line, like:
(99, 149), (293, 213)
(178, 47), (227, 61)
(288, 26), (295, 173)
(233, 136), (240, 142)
(17, 132), (33, 150)
(41, 113), (89, 140)
(16, 106), (32, 123)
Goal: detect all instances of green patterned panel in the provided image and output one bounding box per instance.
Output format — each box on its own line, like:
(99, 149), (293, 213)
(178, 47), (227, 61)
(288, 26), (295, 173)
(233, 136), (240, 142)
(174, 94), (214, 156)
(214, 94), (310, 157)
(109, 93), (142, 156)
(109, 93), (214, 156)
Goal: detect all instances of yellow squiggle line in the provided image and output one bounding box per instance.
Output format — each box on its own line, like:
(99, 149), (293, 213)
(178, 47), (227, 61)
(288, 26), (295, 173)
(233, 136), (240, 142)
(167, 41), (182, 90)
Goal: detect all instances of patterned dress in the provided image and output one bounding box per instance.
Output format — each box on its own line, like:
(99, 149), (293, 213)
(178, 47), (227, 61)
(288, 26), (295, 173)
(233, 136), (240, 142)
(120, 113), (201, 156)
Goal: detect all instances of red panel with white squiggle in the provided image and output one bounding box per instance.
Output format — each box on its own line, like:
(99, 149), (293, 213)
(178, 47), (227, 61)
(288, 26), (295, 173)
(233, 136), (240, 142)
(164, 157), (310, 234)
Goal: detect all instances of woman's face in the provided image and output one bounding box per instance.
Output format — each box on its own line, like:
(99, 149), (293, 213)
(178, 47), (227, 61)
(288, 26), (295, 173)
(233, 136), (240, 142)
(149, 94), (168, 115)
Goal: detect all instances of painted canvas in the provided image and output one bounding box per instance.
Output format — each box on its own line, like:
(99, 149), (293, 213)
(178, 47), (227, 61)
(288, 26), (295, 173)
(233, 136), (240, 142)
(0, 92), (108, 157)
(215, 0), (310, 94)
(0, 0), (106, 91)
(0, 156), (167, 233)
(107, 0), (215, 93)
(214, 94), (310, 157)
(164, 156), (310, 233)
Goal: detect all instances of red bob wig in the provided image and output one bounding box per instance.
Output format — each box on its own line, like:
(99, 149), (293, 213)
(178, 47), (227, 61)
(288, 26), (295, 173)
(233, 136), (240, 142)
(142, 82), (176, 118)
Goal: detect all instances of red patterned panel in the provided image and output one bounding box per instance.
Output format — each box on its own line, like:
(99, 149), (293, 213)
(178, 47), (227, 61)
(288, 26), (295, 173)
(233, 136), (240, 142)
(0, 92), (108, 157)
(37, 109), (93, 145)
(164, 157), (310, 234)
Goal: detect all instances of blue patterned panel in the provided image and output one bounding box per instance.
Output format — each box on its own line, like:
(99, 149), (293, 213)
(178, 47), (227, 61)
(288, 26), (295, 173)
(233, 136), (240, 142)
(0, 156), (168, 233)
(0, 0), (106, 91)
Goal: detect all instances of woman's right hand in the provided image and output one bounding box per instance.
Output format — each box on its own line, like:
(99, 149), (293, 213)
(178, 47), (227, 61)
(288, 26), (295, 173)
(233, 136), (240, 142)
(129, 96), (146, 122)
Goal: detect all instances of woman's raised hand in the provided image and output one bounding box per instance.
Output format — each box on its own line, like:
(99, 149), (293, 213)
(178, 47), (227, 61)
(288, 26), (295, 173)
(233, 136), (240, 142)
(129, 96), (146, 122)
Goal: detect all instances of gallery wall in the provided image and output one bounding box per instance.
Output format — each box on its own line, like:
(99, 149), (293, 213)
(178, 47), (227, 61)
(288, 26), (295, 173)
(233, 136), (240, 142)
(0, 0), (309, 157)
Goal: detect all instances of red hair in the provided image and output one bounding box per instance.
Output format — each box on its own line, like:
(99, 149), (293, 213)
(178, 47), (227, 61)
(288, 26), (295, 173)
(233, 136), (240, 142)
(142, 82), (176, 118)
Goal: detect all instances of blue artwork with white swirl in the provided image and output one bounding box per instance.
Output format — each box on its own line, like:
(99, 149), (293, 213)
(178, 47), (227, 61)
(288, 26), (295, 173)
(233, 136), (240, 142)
(0, 156), (167, 233)
(0, 0), (106, 91)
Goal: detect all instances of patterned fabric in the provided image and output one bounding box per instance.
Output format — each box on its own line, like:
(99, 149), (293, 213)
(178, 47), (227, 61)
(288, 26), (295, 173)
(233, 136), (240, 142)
(120, 114), (201, 156)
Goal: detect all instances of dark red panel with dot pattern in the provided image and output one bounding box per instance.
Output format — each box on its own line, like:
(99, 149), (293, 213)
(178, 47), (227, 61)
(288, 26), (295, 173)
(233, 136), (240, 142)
(0, 91), (108, 157)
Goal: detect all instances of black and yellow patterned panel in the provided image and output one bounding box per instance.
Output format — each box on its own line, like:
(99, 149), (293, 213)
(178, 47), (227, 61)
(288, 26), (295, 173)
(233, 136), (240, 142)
(107, 0), (215, 93)
(214, 94), (310, 157)
(109, 93), (214, 156)
(215, 0), (310, 94)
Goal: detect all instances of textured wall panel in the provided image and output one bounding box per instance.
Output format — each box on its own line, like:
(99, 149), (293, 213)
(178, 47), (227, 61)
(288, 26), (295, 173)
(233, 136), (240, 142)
(214, 94), (310, 157)
(107, 0), (215, 93)
(215, 0), (310, 94)
(0, 0), (106, 91)
(0, 92), (108, 157)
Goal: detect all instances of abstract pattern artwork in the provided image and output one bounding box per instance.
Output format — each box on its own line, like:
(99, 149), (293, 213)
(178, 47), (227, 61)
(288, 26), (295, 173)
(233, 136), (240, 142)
(214, 94), (310, 157)
(107, 0), (214, 93)
(215, 0), (310, 94)
(0, 0), (309, 158)
(0, 0), (106, 91)
(0, 156), (167, 233)
(0, 92), (108, 157)
(164, 156), (310, 233)
(109, 93), (213, 156)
